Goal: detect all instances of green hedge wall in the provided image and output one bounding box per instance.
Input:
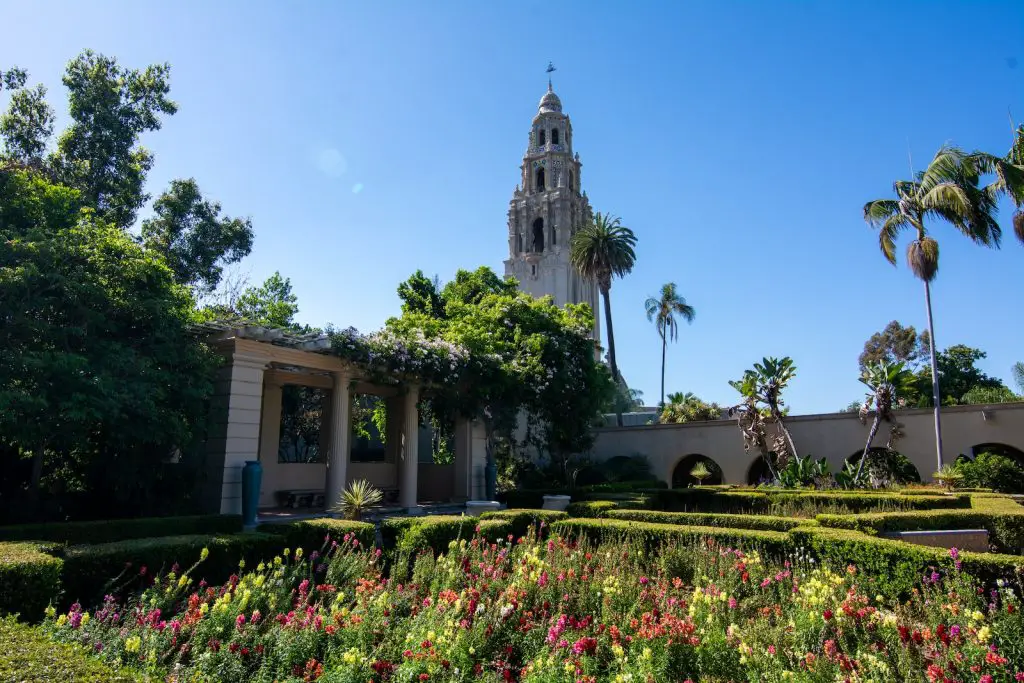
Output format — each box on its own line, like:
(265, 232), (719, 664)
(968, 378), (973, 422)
(478, 509), (567, 538)
(0, 543), (62, 621)
(382, 516), (514, 555)
(257, 519), (376, 554)
(606, 509), (811, 532)
(550, 518), (793, 557)
(565, 500), (620, 518)
(789, 525), (1024, 597)
(57, 532), (286, 610)
(0, 514), (243, 545)
(648, 489), (970, 514)
(0, 616), (150, 682)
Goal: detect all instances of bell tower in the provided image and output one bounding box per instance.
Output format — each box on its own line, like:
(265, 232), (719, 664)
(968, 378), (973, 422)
(503, 81), (601, 343)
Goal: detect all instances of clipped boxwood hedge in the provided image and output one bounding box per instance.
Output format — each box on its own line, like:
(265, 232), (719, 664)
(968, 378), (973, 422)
(0, 542), (62, 621)
(566, 500), (620, 518)
(257, 518), (375, 553)
(57, 532), (286, 610)
(478, 509), (567, 538)
(648, 488), (970, 514)
(0, 615), (151, 681)
(815, 495), (1024, 553)
(789, 525), (1024, 597)
(382, 516), (514, 555)
(0, 514), (243, 545)
(605, 509), (811, 532)
(551, 518), (792, 557)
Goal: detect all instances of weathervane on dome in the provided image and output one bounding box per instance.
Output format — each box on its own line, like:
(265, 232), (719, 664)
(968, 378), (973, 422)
(546, 61), (556, 90)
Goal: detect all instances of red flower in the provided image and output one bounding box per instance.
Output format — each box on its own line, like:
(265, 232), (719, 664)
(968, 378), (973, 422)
(823, 609), (833, 621)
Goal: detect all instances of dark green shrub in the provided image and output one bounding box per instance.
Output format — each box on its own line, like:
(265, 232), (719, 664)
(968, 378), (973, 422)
(577, 480), (667, 494)
(0, 616), (149, 681)
(58, 533), (286, 610)
(649, 489), (771, 513)
(496, 489), (571, 509)
(0, 514), (243, 545)
(257, 518), (375, 553)
(0, 543), (62, 621)
(478, 509), (567, 538)
(606, 509), (810, 532)
(551, 518), (792, 558)
(566, 500), (619, 518)
(956, 452), (1024, 493)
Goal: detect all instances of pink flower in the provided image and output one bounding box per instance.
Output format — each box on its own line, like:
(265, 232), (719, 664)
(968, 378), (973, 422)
(728, 597), (738, 609)
(236, 613), (246, 629)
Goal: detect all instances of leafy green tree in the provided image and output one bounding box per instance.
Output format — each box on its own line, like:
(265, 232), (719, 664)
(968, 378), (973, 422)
(51, 50), (177, 230)
(856, 361), (916, 482)
(608, 383), (644, 415)
(234, 272), (300, 329)
(140, 178), (253, 292)
(0, 67), (27, 91)
(858, 320), (929, 372)
(864, 145), (1001, 471)
(570, 212), (637, 426)
(0, 169), (215, 517)
(914, 344), (1006, 405)
(961, 385), (1019, 405)
(0, 78), (55, 167)
(396, 269), (445, 318)
(644, 282), (695, 408)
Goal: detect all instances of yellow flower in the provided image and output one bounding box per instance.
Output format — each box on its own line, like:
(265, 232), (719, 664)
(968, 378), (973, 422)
(469, 647), (476, 655)
(200, 547), (209, 562)
(80, 613), (90, 626)
(641, 647), (652, 660)
(238, 559), (245, 570)
(971, 610), (985, 622)
(978, 625), (992, 643)
(178, 575), (188, 588)
(564, 662), (575, 673)
(56, 614), (67, 627)
(295, 548), (303, 560)
(283, 548), (290, 557)
(44, 605), (56, 618)
(125, 636), (141, 653)
(199, 603), (209, 615)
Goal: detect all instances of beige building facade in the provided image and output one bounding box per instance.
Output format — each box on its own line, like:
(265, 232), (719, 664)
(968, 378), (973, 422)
(590, 403), (1024, 487)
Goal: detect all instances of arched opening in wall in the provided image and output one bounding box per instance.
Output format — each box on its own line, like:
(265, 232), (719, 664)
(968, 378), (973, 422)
(845, 448), (921, 486)
(672, 454), (723, 488)
(536, 167), (546, 191)
(539, 129), (546, 146)
(516, 232), (523, 253)
(551, 128), (560, 145)
(971, 443), (1024, 467)
(569, 170), (574, 192)
(532, 218), (544, 253)
(745, 453), (782, 485)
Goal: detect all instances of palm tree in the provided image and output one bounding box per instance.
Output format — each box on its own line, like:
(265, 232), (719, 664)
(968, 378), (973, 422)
(968, 124), (1024, 245)
(855, 361), (916, 482)
(644, 283), (695, 409)
(570, 212), (637, 426)
(728, 357), (798, 478)
(864, 145), (1001, 473)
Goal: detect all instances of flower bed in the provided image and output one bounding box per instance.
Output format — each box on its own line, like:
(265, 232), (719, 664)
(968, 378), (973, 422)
(41, 528), (1024, 681)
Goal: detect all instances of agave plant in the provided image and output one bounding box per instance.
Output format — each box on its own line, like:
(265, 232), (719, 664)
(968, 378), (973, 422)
(777, 453), (832, 489)
(330, 479), (383, 521)
(689, 461), (712, 486)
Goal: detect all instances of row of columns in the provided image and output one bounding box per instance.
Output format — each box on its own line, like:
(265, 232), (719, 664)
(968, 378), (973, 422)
(324, 372), (421, 514)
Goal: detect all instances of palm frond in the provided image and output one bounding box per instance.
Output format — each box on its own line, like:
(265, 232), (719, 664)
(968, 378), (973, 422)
(863, 199), (899, 227)
(878, 212), (911, 264)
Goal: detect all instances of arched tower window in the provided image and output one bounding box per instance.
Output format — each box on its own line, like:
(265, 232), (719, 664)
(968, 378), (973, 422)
(532, 218), (544, 253)
(568, 170), (574, 192)
(551, 223), (557, 246)
(536, 167), (545, 191)
(551, 128), (559, 145)
(539, 129), (546, 146)
(516, 232), (523, 253)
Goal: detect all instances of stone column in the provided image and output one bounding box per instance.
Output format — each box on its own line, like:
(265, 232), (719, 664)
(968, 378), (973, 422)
(399, 384), (421, 513)
(205, 351), (270, 514)
(325, 371), (351, 509)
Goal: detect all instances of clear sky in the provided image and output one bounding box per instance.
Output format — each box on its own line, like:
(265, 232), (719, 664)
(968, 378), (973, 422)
(4, 1), (1023, 414)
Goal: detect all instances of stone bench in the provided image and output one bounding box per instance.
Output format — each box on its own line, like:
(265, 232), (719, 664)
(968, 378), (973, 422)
(276, 489), (326, 509)
(881, 529), (990, 553)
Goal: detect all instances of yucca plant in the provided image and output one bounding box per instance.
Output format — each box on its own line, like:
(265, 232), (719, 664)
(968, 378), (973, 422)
(856, 361), (916, 482)
(689, 461), (712, 486)
(331, 479), (383, 521)
(932, 464), (964, 491)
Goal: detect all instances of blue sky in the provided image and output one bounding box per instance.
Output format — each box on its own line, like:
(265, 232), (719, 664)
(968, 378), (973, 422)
(4, 1), (1023, 413)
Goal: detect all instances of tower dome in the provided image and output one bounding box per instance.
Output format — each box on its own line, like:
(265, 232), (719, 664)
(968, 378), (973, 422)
(538, 85), (562, 113)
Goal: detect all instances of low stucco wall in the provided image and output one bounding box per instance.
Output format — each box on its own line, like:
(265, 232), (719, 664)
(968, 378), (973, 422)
(590, 402), (1024, 486)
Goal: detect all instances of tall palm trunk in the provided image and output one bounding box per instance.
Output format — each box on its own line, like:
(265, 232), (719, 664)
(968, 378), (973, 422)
(923, 280), (944, 472)
(856, 414), (882, 482)
(601, 285), (623, 427)
(659, 332), (666, 409)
